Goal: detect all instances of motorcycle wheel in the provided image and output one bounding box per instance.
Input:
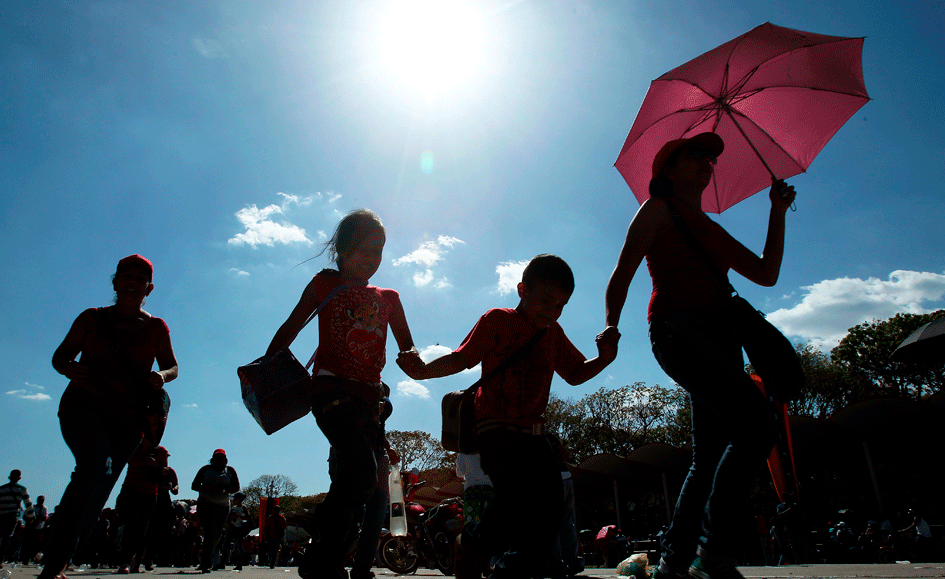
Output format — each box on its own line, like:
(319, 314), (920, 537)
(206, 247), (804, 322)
(380, 535), (421, 575)
(432, 531), (455, 576)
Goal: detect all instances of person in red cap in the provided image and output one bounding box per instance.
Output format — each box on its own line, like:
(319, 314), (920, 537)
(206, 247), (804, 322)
(41, 255), (178, 579)
(603, 133), (796, 579)
(191, 449), (240, 572)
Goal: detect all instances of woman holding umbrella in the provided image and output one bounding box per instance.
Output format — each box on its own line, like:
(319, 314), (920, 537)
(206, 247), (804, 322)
(603, 132), (795, 579)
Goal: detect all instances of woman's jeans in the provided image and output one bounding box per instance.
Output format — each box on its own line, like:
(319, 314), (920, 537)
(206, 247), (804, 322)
(44, 407), (143, 573)
(116, 487), (157, 564)
(650, 308), (777, 564)
(196, 500), (228, 570)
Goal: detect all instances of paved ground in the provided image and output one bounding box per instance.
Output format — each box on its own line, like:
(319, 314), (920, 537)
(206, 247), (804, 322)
(4, 563), (945, 579)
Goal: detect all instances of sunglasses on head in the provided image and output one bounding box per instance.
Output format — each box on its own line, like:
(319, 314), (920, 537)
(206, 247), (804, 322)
(684, 146), (718, 165)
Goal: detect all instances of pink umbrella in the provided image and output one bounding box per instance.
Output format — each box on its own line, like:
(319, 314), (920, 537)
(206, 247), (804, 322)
(615, 22), (869, 213)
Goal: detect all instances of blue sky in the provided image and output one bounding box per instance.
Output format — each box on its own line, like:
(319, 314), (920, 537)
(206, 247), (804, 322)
(2, 0), (943, 508)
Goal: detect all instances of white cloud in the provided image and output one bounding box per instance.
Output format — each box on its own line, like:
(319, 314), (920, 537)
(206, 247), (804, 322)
(419, 344), (452, 362)
(19, 393), (51, 401)
(437, 235), (464, 248)
(413, 269), (434, 287)
(6, 384), (51, 401)
(767, 270), (945, 350)
(227, 193), (321, 248)
(229, 268), (249, 277)
(397, 379), (430, 399)
(495, 260), (528, 295)
(192, 37), (227, 59)
(417, 344), (478, 374)
(184, 403), (199, 409)
(279, 192), (312, 207)
(393, 235), (465, 288)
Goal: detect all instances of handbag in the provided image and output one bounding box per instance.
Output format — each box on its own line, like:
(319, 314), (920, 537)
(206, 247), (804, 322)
(441, 328), (546, 453)
(666, 202), (804, 402)
(238, 282), (350, 435)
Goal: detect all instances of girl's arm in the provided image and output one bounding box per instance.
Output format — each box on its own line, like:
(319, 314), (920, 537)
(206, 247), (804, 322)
(52, 310), (93, 382)
(605, 199), (667, 329)
(387, 299), (416, 353)
(726, 179), (795, 287)
(266, 278), (318, 356)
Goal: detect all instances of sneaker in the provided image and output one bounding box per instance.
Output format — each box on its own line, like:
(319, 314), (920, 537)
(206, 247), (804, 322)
(564, 556), (585, 576)
(688, 557), (744, 579)
(651, 558), (688, 579)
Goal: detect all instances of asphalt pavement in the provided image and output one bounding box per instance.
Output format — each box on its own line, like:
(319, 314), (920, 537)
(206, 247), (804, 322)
(4, 563), (945, 579)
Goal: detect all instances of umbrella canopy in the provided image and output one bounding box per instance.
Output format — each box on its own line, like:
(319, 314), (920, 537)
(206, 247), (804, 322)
(615, 22), (869, 213)
(891, 317), (945, 364)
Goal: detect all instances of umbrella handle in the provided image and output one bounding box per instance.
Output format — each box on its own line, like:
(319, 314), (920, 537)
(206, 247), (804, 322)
(725, 110), (797, 212)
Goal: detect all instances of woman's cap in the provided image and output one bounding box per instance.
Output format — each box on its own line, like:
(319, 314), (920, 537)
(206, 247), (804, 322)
(652, 132), (725, 178)
(213, 448), (227, 457)
(116, 254), (154, 281)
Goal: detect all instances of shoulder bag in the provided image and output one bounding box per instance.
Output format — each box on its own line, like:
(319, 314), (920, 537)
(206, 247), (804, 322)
(666, 202), (805, 402)
(238, 282), (350, 435)
(441, 328), (546, 453)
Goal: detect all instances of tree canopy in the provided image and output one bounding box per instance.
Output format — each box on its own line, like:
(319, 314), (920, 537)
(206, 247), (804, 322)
(241, 474), (300, 515)
(544, 382), (690, 464)
(830, 309), (945, 400)
(387, 429), (453, 472)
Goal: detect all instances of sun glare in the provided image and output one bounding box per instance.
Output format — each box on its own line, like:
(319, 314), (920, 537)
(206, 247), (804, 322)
(378, 0), (483, 102)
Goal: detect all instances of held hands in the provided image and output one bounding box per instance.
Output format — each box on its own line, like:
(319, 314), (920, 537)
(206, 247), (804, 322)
(769, 178), (796, 212)
(596, 326), (621, 362)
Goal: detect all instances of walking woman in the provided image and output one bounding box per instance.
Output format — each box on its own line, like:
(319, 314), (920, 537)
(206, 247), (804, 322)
(191, 449), (240, 572)
(603, 133), (795, 579)
(41, 254), (178, 579)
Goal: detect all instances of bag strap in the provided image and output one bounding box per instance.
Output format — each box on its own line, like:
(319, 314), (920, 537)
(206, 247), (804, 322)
(665, 200), (738, 297)
(464, 327), (547, 394)
(303, 282), (351, 371)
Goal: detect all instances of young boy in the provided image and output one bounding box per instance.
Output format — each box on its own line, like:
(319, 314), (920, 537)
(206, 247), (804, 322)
(398, 254), (619, 578)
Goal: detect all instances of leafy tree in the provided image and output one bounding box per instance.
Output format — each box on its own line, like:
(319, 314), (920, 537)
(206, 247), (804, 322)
(831, 310), (945, 400)
(387, 429), (452, 472)
(544, 383), (690, 463)
(789, 342), (874, 418)
(242, 474), (300, 515)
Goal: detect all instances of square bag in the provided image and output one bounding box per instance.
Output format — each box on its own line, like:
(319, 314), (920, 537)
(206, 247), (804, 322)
(238, 283), (349, 434)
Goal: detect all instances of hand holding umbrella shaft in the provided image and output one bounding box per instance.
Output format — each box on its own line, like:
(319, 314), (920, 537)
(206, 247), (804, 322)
(770, 178), (796, 212)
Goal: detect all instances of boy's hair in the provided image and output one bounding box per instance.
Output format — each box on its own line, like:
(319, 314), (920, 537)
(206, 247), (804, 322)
(521, 254), (574, 294)
(319, 209), (385, 270)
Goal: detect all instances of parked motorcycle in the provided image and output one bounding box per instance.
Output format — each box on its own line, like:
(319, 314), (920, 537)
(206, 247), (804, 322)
(380, 491), (464, 575)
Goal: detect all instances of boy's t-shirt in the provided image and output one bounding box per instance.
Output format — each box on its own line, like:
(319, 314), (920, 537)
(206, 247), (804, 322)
(454, 308), (585, 426)
(308, 272), (401, 384)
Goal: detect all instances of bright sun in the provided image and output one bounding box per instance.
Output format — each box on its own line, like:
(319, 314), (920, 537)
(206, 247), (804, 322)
(377, 0), (483, 102)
